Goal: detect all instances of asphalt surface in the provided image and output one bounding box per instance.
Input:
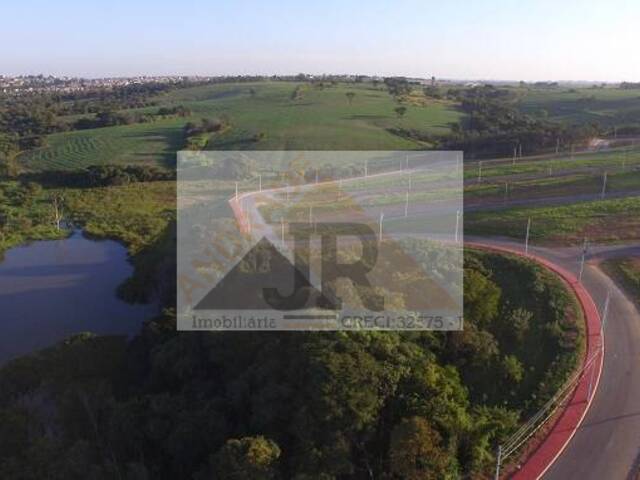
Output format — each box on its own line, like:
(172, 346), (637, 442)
(235, 167), (640, 479)
(466, 237), (640, 480)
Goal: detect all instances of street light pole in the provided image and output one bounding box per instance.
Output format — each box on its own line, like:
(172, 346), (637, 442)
(578, 238), (588, 283)
(494, 445), (502, 480)
(455, 210), (461, 243)
(525, 217), (531, 255)
(404, 190), (409, 217)
(601, 288), (612, 337)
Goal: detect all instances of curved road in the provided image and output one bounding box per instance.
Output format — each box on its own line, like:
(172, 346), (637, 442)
(466, 237), (640, 479)
(232, 166), (640, 479)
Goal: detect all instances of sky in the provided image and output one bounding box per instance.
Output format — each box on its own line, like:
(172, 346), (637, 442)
(2, 0), (639, 81)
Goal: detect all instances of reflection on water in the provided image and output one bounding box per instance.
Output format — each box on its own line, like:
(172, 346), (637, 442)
(0, 231), (156, 364)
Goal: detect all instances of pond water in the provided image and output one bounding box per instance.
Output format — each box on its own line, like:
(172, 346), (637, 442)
(0, 231), (157, 364)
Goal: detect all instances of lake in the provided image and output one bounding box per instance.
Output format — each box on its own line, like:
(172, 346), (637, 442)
(0, 231), (157, 364)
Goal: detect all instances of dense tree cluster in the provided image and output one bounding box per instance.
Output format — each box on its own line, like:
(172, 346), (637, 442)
(441, 86), (599, 158)
(183, 118), (227, 150)
(74, 105), (191, 130)
(0, 249), (582, 479)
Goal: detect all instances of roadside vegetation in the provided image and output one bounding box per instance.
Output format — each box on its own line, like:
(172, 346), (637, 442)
(602, 257), (640, 304)
(465, 196), (640, 244)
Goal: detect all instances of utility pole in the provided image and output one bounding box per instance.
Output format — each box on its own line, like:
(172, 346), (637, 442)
(578, 237), (588, 282)
(494, 445), (502, 480)
(378, 211), (384, 243)
(455, 209), (461, 243)
(601, 171), (608, 199)
(525, 217), (531, 255)
(404, 190), (409, 217)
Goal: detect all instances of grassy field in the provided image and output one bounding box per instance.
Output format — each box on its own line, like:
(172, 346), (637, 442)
(516, 86), (640, 128)
(465, 196), (640, 244)
(602, 257), (640, 304)
(465, 169), (640, 202)
(164, 82), (461, 147)
(19, 120), (185, 170)
(18, 82), (462, 171)
(463, 146), (640, 181)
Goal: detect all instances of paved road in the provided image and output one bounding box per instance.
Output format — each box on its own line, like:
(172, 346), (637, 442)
(466, 237), (640, 480)
(234, 167), (640, 479)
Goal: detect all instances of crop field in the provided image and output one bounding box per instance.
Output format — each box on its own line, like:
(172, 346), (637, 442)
(19, 82), (462, 171)
(19, 119), (185, 170)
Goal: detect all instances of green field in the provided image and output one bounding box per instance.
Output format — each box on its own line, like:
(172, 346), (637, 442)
(464, 146), (640, 181)
(19, 120), (185, 170)
(465, 169), (640, 202)
(465, 196), (640, 244)
(516, 86), (640, 127)
(602, 257), (640, 304)
(18, 82), (462, 171)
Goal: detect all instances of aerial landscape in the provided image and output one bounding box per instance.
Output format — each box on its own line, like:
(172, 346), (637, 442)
(1, 1), (639, 479)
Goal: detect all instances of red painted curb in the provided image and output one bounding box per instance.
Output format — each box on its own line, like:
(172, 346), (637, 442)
(467, 243), (603, 480)
(229, 178), (603, 479)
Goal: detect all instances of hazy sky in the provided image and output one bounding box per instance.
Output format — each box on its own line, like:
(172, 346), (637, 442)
(2, 0), (638, 81)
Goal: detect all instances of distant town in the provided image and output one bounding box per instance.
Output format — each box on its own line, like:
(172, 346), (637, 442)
(2, 74), (624, 97)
